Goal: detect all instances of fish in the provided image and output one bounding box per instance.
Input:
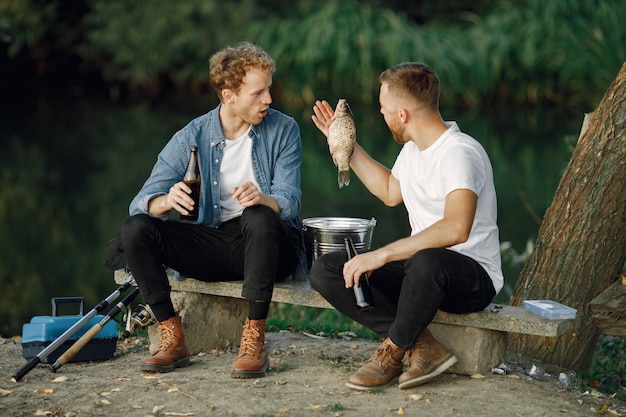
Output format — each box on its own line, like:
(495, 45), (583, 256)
(327, 98), (356, 188)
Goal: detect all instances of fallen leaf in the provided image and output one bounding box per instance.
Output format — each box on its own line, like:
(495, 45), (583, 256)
(35, 387), (54, 394)
(591, 389), (604, 397)
(308, 403), (321, 409)
(51, 376), (68, 382)
(592, 401), (612, 415)
(397, 408), (405, 415)
(144, 375), (159, 380)
(0, 388), (13, 396)
(160, 381), (197, 400)
(405, 394), (424, 401)
(96, 398), (111, 405)
(100, 391), (112, 396)
(470, 373), (485, 379)
(34, 410), (52, 416)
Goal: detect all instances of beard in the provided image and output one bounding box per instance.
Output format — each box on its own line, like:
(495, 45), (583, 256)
(389, 119), (407, 144)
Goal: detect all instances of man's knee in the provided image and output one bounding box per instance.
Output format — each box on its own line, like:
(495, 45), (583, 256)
(406, 248), (446, 275)
(310, 251), (344, 293)
(120, 214), (151, 246)
(241, 206), (280, 234)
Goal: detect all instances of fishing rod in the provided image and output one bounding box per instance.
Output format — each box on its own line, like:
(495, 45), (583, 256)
(50, 287), (140, 372)
(12, 275), (135, 382)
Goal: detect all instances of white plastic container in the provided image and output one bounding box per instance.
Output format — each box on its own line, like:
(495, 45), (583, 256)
(523, 300), (577, 320)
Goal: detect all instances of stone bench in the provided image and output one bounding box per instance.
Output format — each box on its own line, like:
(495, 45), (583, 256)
(113, 269), (580, 375)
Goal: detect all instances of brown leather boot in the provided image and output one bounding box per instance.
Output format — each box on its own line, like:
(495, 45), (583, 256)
(346, 337), (405, 391)
(141, 316), (190, 373)
(231, 318), (269, 378)
(398, 328), (457, 389)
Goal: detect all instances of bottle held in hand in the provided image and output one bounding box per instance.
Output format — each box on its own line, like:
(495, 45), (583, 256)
(345, 237), (375, 312)
(181, 145), (201, 222)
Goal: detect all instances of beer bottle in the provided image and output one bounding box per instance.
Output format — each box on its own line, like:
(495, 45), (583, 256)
(345, 237), (375, 312)
(180, 146), (200, 222)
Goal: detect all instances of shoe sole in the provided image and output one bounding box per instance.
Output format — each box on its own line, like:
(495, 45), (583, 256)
(398, 355), (458, 389)
(141, 357), (191, 373)
(345, 375), (400, 391)
(231, 358), (270, 379)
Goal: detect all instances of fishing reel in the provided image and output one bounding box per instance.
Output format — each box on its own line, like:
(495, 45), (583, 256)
(122, 304), (156, 339)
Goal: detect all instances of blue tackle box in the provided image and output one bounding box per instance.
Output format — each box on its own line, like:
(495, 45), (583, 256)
(21, 297), (118, 363)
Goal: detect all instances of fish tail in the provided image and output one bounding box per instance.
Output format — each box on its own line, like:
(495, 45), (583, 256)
(338, 170), (350, 188)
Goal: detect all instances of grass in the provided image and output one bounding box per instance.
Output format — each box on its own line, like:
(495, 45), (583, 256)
(266, 303), (379, 340)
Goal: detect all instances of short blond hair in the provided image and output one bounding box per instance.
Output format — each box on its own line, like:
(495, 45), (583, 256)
(209, 42), (275, 98)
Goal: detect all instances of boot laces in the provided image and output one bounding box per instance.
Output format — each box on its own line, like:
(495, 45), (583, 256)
(156, 324), (175, 352)
(370, 342), (400, 368)
(240, 323), (260, 356)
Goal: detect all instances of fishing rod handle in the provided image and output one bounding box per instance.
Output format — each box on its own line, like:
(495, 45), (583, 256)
(12, 357), (41, 382)
(50, 324), (103, 372)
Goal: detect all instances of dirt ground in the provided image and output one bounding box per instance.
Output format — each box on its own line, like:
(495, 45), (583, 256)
(1, 332), (625, 417)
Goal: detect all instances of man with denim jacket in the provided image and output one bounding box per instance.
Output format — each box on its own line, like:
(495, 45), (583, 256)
(121, 42), (307, 377)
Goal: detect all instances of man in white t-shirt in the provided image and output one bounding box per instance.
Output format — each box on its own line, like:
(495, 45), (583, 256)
(310, 62), (503, 391)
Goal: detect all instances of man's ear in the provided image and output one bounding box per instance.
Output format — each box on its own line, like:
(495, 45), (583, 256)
(222, 89), (234, 103)
(398, 108), (408, 123)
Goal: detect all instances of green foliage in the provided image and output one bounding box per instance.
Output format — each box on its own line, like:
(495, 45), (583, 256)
(581, 336), (626, 401)
(83, 0), (257, 87)
(2, 0), (623, 111)
(255, 0), (625, 110)
(0, 0), (56, 57)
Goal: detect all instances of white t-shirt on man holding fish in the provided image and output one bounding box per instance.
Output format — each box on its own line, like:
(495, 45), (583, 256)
(391, 121), (503, 293)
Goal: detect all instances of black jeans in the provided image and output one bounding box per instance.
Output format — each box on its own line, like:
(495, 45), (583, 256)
(310, 247), (496, 349)
(121, 205), (299, 308)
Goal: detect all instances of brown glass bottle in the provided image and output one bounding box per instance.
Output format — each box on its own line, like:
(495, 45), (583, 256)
(345, 237), (375, 312)
(180, 145), (200, 222)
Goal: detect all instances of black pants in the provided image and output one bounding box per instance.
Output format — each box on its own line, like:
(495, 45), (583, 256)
(121, 205), (299, 310)
(310, 248), (496, 349)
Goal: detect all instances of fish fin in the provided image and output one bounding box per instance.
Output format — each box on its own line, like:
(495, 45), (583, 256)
(338, 170), (350, 188)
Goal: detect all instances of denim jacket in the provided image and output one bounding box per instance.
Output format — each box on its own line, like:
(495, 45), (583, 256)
(129, 104), (310, 280)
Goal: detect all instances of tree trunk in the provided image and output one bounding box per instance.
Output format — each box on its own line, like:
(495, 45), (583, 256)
(509, 62), (626, 371)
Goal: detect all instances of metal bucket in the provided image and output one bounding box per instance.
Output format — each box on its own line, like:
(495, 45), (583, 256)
(302, 217), (377, 260)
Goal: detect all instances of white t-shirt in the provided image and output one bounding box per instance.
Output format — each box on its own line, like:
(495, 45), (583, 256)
(391, 122), (504, 293)
(220, 127), (259, 222)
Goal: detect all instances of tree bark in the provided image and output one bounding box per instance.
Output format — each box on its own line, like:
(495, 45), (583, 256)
(509, 61), (626, 370)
